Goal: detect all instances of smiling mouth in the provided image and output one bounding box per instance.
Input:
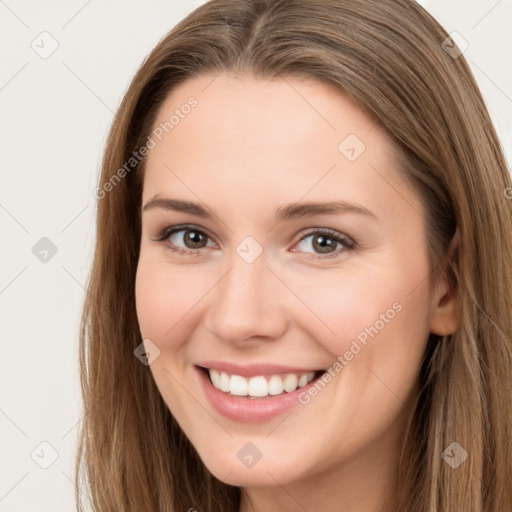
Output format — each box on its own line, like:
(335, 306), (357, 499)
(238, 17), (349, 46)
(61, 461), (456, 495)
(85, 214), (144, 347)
(197, 366), (325, 399)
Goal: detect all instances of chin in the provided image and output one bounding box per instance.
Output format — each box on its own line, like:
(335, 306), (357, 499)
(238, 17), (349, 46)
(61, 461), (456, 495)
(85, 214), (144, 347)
(195, 443), (307, 488)
(209, 462), (291, 488)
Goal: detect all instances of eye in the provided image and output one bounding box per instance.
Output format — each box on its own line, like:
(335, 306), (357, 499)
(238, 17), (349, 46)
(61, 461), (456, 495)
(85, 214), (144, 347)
(152, 225), (356, 259)
(292, 229), (355, 258)
(154, 225), (216, 255)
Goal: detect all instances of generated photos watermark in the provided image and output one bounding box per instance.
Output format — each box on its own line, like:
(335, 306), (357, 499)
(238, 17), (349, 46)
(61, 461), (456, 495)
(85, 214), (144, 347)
(93, 96), (198, 200)
(298, 301), (403, 404)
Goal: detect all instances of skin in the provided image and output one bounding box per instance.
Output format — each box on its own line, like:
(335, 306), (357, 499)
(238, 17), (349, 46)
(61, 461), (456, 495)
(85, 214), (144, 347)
(135, 72), (459, 512)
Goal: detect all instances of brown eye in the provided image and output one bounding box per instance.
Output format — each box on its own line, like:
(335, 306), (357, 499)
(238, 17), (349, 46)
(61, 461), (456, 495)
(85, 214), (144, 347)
(311, 234), (338, 253)
(182, 230), (208, 248)
(163, 227), (215, 252)
(295, 230), (355, 257)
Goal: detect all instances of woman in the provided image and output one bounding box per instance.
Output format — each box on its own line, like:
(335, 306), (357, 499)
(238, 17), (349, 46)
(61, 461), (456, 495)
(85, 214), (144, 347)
(77, 1), (512, 510)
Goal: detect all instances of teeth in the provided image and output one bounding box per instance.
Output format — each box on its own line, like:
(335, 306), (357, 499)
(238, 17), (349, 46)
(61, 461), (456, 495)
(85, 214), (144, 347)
(208, 369), (317, 398)
(248, 376), (268, 397)
(230, 375), (248, 396)
(298, 374), (309, 388)
(219, 371), (230, 392)
(283, 374), (298, 392)
(268, 375), (284, 395)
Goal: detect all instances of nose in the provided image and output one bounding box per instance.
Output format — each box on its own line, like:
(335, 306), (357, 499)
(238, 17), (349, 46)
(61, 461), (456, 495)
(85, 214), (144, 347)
(203, 254), (289, 346)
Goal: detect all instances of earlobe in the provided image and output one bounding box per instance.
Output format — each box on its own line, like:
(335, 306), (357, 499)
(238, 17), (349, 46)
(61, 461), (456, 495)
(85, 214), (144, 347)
(429, 227), (461, 336)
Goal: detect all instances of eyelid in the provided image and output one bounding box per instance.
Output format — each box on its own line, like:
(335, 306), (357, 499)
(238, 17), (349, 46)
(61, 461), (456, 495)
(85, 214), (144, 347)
(296, 227), (355, 246)
(153, 223), (217, 244)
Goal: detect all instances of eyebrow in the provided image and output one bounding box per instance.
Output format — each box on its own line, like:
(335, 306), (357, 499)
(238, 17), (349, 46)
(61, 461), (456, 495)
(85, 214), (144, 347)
(142, 196), (377, 222)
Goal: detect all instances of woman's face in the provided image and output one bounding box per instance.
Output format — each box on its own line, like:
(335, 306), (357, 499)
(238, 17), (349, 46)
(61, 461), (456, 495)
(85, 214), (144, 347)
(135, 73), (456, 490)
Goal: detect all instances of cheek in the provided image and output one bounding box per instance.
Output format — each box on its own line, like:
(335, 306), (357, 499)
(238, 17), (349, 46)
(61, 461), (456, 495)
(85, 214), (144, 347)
(135, 265), (171, 341)
(134, 259), (203, 419)
(291, 258), (432, 382)
(135, 257), (207, 345)
(284, 265), (431, 459)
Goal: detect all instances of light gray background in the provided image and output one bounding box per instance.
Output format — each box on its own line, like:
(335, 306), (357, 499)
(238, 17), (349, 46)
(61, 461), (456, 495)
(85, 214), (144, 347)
(0, 1), (510, 510)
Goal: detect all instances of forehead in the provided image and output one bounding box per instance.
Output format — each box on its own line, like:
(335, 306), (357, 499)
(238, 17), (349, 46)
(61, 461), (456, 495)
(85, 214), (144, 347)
(148, 72), (380, 161)
(142, 72), (420, 222)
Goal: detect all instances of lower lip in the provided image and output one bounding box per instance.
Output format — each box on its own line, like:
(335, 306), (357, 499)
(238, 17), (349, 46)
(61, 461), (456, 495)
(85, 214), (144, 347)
(196, 366), (322, 423)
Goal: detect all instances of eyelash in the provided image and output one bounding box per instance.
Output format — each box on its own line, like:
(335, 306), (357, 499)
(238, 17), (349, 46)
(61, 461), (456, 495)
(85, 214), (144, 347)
(153, 224), (356, 259)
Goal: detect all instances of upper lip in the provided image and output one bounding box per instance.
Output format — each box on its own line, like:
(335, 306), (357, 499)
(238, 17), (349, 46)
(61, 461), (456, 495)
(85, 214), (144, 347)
(196, 361), (323, 378)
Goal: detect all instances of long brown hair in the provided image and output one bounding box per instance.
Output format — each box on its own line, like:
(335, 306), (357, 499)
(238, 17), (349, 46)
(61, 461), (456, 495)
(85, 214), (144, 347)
(76, 1), (512, 510)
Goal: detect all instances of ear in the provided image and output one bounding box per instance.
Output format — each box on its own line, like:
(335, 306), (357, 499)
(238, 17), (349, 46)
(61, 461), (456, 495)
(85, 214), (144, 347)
(429, 227), (461, 336)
